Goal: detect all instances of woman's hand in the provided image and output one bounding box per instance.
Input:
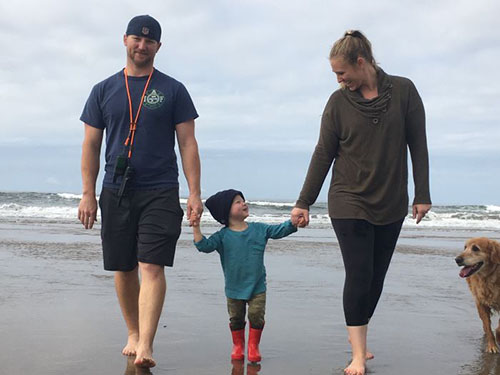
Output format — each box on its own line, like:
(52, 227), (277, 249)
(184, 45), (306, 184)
(291, 207), (310, 228)
(413, 204), (431, 224)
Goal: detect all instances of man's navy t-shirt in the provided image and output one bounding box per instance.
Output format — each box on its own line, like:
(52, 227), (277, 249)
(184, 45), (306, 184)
(80, 69), (198, 190)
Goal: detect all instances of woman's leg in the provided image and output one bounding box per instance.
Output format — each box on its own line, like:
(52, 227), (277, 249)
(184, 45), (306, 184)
(345, 325), (368, 375)
(332, 219), (375, 327)
(366, 219), (404, 320)
(332, 219), (375, 375)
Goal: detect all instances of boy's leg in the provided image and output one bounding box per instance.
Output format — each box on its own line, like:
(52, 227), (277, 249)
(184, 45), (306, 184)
(247, 292), (266, 329)
(227, 298), (246, 360)
(247, 293), (266, 362)
(227, 298), (246, 330)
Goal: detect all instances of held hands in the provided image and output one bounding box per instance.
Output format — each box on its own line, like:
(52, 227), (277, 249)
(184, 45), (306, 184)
(291, 207), (309, 228)
(78, 194), (97, 229)
(190, 211), (201, 228)
(190, 210), (203, 243)
(413, 203), (431, 224)
(187, 194), (203, 227)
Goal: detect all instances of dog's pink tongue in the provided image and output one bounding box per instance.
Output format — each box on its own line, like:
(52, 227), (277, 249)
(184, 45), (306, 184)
(460, 266), (472, 278)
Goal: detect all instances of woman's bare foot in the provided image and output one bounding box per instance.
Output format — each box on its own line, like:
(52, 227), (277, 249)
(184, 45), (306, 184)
(344, 356), (366, 375)
(134, 346), (156, 368)
(122, 333), (139, 356)
(365, 350), (374, 360)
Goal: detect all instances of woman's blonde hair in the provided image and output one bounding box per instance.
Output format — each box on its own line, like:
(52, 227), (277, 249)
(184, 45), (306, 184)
(329, 30), (377, 67)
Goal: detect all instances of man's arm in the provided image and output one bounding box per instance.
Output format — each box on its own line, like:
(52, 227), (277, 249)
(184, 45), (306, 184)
(176, 119), (202, 226)
(78, 124), (103, 229)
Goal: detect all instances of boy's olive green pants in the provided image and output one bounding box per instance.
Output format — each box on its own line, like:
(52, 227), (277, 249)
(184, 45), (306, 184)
(227, 292), (266, 330)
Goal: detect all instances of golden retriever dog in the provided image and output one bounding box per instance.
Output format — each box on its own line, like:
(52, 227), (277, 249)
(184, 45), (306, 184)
(455, 237), (500, 353)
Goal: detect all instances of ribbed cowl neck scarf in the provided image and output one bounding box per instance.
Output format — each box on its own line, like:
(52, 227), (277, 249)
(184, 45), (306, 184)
(341, 68), (393, 120)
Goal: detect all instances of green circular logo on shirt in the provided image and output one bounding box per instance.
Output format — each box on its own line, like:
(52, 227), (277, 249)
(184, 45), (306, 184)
(143, 89), (165, 109)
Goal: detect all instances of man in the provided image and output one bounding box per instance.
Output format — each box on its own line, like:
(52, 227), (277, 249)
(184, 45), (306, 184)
(78, 15), (202, 368)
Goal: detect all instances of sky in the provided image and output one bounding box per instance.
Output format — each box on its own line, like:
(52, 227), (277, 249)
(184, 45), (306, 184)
(1, 0), (499, 204)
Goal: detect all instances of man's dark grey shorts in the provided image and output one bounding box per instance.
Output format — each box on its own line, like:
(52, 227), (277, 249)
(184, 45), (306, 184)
(99, 187), (183, 271)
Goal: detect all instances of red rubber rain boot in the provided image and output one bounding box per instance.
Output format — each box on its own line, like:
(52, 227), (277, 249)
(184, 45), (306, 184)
(247, 325), (263, 362)
(230, 325), (245, 360)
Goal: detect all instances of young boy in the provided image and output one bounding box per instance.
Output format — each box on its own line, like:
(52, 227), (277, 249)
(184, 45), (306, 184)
(192, 189), (298, 362)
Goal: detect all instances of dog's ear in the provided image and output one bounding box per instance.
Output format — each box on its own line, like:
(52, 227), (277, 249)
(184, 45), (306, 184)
(489, 239), (500, 264)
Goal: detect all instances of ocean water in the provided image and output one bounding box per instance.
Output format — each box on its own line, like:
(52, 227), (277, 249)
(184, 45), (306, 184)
(1, 191), (500, 230)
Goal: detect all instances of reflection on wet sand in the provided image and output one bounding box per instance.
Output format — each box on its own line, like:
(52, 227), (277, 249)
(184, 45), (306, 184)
(231, 359), (261, 375)
(124, 357), (153, 375)
(459, 338), (500, 375)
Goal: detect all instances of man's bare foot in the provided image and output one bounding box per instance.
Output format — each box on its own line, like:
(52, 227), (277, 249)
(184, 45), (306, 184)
(134, 346), (156, 368)
(122, 334), (139, 356)
(344, 357), (365, 375)
(134, 356), (156, 368)
(348, 337), (374, 360)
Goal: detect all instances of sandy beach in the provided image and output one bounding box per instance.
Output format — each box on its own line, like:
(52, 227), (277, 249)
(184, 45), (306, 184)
(1, 220), (500, 375)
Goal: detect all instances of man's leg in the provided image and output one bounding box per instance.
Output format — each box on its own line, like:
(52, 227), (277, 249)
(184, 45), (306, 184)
(99, 188), (141, 356)
(115, 266), (140, 356)
(134, 262), (166, 368)
(133, 188), (183, 368)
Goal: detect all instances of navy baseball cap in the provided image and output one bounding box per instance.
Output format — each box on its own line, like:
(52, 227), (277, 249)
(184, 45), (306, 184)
(126, 15), (161, 42)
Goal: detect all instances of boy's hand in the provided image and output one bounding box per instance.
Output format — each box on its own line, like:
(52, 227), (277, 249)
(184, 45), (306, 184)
(187, 194), (203, 227)
(291, 207), (309, 228)
(190, 211), (201, 227)
(297, 216), (306, 227)
(291, 215), (306, 228)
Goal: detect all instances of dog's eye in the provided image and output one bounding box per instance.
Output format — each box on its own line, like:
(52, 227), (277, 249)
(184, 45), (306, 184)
(472, 245), (480, 252)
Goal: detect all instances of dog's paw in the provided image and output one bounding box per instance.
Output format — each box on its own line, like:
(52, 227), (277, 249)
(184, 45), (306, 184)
(486, 344), (499, 354)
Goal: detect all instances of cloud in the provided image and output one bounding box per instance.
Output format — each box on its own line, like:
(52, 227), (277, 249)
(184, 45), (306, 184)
(1, 0), (499, 202)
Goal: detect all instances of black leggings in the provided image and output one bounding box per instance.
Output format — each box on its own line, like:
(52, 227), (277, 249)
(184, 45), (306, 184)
(332, 218), (404, 326)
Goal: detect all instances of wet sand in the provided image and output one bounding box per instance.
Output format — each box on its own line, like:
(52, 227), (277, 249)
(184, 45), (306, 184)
(1, 221), (500, 374)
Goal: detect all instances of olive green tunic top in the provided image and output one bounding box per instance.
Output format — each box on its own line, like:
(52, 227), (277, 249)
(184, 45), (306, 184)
(296, 69), (431, 225)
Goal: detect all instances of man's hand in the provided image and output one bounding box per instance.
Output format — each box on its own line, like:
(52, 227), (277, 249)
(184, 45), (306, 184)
(291, 207), (310, 228)
(187, 194), (203, 227)
(78, 194), (98, 229)
(413, 203), (431, 224)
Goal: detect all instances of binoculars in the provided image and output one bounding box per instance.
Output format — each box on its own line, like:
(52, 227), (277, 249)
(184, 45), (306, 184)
(113, 155), (134, 206)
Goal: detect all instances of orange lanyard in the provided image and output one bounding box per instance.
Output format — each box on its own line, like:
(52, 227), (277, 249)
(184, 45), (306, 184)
(123, 67), (154, 158)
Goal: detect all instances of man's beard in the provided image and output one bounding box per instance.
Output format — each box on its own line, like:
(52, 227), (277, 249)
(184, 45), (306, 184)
(129, 51), (153, 68)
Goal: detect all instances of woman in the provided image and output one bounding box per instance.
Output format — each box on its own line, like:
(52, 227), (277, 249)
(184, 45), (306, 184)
(291, 30), (431, 375)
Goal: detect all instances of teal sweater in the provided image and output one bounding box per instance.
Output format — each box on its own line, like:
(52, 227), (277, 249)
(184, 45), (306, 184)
(194, 220), (297, 299)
